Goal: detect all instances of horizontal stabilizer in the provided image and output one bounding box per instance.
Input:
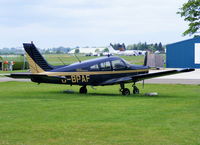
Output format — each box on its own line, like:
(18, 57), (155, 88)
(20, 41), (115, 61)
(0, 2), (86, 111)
(6, 73), (47, 79)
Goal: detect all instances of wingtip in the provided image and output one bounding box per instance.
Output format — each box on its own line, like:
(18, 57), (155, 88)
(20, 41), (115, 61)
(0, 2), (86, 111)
(187, 68), (195, 71)
(180, 68), (195, 72)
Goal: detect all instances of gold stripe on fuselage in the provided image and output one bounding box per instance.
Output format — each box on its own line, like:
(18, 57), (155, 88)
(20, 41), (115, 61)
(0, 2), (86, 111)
(42, 69), (149, 76)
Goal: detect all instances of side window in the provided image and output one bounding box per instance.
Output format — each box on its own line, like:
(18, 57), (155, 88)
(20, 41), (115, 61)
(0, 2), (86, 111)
(100, 61), (111, 71)
(112, 60), (126, 70)
(90, 64), (99, 71)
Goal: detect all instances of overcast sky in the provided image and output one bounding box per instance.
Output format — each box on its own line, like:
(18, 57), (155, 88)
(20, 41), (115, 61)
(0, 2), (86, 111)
(0, 0), (190, 48)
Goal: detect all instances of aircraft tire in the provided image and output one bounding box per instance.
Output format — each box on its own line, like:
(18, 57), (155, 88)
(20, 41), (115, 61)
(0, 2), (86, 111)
(79, 86), (87, 94)
(122, 88), (130, 96)
(133, 86), (139, 94)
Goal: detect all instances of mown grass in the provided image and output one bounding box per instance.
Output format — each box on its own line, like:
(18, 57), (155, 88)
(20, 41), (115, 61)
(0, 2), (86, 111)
(44, 54), (145, 65)
(0, 82), (200, 145)
(0, 54), (145, 66)
(0, 55), (145, 73)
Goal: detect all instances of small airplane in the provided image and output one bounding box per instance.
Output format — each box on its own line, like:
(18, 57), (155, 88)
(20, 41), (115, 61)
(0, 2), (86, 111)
(8, 42), (194, 95)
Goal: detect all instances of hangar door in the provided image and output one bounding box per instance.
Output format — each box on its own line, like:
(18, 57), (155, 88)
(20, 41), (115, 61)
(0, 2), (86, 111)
(195, 43), (200, 64)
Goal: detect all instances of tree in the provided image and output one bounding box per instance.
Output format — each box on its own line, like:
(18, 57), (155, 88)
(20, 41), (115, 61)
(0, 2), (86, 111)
(95, 49), (100, 53)
(103, 48), (109, 52)
(177, 0), (200, 36)
(75, 48), (80, 54)
(154, 43), (158, 48)
(158, 42), (163, 51)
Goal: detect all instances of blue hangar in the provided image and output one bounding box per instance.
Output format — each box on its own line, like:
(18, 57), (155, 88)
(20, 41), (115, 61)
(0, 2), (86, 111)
(166, 37), (200, 68)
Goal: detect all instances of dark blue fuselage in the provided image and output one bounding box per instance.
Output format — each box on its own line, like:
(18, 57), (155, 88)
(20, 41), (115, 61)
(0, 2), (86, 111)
(31, 56), (149, 86)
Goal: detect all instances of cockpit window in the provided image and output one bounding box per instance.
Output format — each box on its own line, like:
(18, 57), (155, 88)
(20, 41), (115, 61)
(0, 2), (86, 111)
(121, 58), (129, 65)
(100, 61), (111, 71)
(90, 64), (99, 71)
(112, 59), (126, 70)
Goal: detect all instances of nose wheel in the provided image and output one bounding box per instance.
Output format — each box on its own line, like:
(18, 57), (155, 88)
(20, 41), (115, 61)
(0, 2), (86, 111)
(79, 86), (87, 94)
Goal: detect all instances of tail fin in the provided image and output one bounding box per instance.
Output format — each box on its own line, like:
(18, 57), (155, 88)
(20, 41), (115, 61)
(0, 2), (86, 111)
(23, 43), (53, 73)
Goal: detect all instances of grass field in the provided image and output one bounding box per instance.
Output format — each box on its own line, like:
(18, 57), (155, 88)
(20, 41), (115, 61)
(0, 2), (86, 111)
(1, 54), (145, 66)
(0, 81), (200, 145)
(44, 54), (145, 65)
(0, 54), (145, 72)
(0, 70), (27, 74)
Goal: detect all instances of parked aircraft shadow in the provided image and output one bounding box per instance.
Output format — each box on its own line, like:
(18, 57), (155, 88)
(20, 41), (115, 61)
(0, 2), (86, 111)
(61, 91), (122, 97)
(8, 90), (176, 100)
(60, 90), (176, 98)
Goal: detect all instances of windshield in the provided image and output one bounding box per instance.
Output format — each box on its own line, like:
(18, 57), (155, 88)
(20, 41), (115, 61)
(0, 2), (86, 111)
(120, 58), (132, 67)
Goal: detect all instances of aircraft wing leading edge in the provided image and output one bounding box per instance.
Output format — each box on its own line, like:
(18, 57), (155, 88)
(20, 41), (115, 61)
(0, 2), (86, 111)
(100, 68), (194, 85)
(132, 68), (194, 82)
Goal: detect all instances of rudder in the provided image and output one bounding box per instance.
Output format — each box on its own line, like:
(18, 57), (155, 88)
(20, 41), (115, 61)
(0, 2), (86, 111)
(23, 43), (53, 73)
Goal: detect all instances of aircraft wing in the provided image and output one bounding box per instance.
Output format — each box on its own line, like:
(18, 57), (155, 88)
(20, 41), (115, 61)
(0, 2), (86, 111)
(100, 68), (194, 85)
(5, 72), (47, 79)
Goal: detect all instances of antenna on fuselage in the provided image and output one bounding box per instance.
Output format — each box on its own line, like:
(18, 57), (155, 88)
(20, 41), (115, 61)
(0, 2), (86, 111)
(74, 54), (81, 63)
(57, 57), (66, 65)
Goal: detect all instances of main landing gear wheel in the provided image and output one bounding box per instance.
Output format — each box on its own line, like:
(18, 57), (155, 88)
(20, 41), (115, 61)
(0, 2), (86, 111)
(122, 88), (130, 96)
(79, 86), (87, 94)
(120, 83), (130, 96)
(133, 84), (139, 94)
